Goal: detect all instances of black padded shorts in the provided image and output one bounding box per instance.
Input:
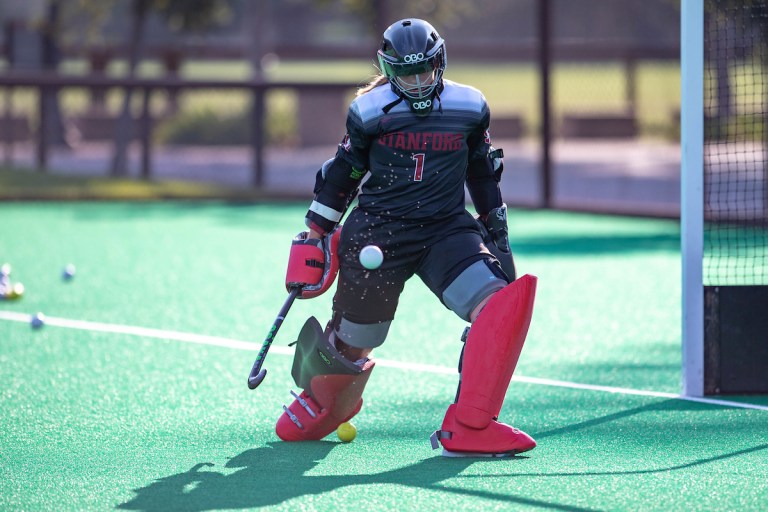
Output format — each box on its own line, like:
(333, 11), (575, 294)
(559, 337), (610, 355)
(332, 207), (507, 324)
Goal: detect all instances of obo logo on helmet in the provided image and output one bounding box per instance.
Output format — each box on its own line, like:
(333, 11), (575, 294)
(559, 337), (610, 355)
(403, 53), (425, 63)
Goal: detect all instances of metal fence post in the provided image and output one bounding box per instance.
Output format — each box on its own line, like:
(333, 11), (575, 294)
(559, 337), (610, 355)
(140, 86), (152, 180)
(36, 85), (49, 172)
(251, 85), (265, 189)
(3, 87), (13, 166)
(538, 0), (552, 208)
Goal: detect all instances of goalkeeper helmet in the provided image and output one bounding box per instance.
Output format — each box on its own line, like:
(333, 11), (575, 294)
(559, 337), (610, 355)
(377, 19), (446, 115)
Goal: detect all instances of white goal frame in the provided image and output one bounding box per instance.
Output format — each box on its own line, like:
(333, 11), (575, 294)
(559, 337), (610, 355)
(680, 0), (704, 397)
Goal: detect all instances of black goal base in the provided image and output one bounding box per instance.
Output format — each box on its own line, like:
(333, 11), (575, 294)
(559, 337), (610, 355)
(704, 286), (768, 395)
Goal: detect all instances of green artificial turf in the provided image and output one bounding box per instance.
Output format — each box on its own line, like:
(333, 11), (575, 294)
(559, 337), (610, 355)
(1, 202), (766, 511)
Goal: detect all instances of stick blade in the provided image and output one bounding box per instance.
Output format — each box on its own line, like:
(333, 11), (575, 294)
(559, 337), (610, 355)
(248, 369), (267, 389)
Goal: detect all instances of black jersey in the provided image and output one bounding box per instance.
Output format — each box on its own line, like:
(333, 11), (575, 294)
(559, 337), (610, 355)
(340, 79), (493, 220)
(306, 79), (501, 233)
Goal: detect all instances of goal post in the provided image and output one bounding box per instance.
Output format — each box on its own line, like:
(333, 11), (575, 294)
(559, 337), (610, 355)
(682, 0), (768, 397)
(681, 0), (705, 397)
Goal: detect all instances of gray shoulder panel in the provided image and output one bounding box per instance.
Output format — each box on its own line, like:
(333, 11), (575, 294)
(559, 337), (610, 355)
(350, 84), (399, 128)
(439, 80), (488, 116)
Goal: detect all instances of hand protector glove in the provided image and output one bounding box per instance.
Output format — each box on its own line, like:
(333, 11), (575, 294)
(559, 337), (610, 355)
(476, 204), (516, 281)
(285, 228), (341, 299)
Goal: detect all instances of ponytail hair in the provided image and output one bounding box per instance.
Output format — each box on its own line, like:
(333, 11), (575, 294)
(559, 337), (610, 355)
(357, 74), (389, 97)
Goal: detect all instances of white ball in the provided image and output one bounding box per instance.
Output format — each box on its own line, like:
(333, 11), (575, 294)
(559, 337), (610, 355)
(359, 245), (384, 270)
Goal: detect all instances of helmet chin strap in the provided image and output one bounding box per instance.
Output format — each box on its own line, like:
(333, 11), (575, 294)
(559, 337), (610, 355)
(434, 84), (443, 114)
(381, 95), (404, 114)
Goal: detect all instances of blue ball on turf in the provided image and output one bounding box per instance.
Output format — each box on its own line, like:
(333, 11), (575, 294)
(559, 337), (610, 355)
(31, 312), (45, 329)
(62, 264), (76, 281)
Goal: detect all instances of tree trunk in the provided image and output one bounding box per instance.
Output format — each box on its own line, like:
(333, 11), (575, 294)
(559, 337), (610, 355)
(110, 0), (148, 177)
(42, 0), (72, 148)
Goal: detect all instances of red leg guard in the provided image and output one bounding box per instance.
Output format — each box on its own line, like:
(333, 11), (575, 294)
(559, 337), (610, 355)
(276, 360), (374, 441)
(457, 274), (536, 427)
(436, 274), (537, 455)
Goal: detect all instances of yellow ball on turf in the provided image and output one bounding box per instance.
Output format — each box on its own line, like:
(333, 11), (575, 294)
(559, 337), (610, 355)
(7, 282), (24, 299)
(337, 422), (357, 443)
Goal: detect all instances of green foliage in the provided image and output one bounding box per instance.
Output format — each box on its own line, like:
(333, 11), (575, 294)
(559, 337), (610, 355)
(58, 0), (234, 44)
(311, 0), (481, 35)
(59, 0), (119, 44)
(155, 108), (250, 146)
(155, 93), (297, 146)
(151, 0), (233, 33)
(705, 113), (766, 142)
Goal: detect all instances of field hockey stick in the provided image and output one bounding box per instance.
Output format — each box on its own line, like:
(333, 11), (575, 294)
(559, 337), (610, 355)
(247, 286), (301, 389)
(247, 184), (360, 390)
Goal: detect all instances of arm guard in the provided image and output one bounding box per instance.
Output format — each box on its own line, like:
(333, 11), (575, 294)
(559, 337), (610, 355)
(305, 156), (365, 234)
(466, 147), (504, 216)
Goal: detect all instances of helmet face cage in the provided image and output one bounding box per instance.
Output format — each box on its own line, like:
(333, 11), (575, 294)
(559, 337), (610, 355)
(378, 48), (445, 101)
(376, 19), (447, 112)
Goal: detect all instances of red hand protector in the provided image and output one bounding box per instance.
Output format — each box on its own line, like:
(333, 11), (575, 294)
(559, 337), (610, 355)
(285, 228), (342, 299)
(301, 227), (342, 299)
(285, 232), (324, 291)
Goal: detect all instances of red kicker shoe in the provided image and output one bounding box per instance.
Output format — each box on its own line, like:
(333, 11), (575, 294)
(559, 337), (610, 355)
(431, 404), (536, 457)
(276, 360), (374, 441)
(276, 389), (363, 441)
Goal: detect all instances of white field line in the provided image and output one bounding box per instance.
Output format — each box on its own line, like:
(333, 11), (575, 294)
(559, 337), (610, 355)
(3, 310), (768, 412)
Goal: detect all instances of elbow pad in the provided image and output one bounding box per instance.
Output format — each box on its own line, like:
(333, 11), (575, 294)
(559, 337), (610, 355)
(476, 204), (516, 281)
(489, 147), (504, 181)
(468, 147), (504, 182)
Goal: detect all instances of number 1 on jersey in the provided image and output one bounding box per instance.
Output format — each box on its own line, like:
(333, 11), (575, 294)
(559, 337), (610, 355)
(411, 153), (425, 182)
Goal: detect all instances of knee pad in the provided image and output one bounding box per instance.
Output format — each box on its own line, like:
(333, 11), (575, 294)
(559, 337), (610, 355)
(442, 260), (507, 322)
(335, 316), (391, 349)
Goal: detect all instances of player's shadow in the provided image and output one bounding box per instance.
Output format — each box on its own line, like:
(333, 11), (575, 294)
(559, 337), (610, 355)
(117, 441), (559, 512)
